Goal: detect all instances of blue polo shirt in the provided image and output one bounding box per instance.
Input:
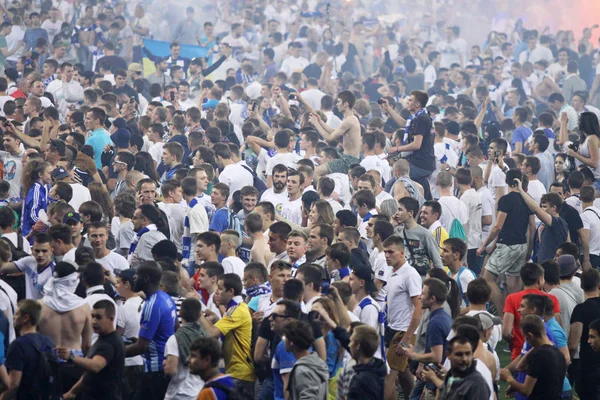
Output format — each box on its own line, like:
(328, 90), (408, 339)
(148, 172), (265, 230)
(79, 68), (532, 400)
(85, 128), (113, 168)
(425, 307), (452, 389)
(138, 290), (177, 372)
(271, 340), (297, 400)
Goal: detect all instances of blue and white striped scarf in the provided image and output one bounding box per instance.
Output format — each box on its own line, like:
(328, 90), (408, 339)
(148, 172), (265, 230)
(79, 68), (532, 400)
(127, 224), (157, 262)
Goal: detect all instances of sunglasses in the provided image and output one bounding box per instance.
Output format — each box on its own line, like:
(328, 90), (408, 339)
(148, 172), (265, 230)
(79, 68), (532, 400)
(270, 313), (292, 320)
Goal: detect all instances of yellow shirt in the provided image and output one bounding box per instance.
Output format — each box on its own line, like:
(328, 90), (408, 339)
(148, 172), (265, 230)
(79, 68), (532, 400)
(215, 299), (255, 381)
(432, 223), (450, 273)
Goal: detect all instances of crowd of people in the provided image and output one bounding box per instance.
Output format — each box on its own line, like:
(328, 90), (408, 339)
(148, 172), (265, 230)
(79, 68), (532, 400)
(0, 0), (596, 400)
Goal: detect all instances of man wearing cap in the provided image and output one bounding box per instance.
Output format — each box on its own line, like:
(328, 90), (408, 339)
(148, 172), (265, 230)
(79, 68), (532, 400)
(63, 211), (83, 247)
(52, 165), (91, 212)
(115, 268), (144, 397)
(350, 265), (385, 359)
(173, 7), (202, 45)
(127, 63), (144, 84)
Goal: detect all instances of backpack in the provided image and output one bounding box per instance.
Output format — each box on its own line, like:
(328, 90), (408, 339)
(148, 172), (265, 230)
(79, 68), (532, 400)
(441, 203), (467, 242)
(22, 335), (61, 400)
(227, 209), (244, 239)
(1, 235), (28, 261)
(204, 380), (243, 400)
(240, 164), (267, 194)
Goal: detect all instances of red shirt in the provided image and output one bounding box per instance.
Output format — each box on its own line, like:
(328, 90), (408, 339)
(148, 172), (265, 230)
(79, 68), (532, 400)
(504, 288), (560, 359)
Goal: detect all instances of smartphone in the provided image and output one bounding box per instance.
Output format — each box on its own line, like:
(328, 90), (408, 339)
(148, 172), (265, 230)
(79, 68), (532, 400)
(426, 363), (440, 372)
(400, 342), (410, 349)
(170, 92), (175, 101)
(252, 102), (257, 112)
(494, 151), (500, 157)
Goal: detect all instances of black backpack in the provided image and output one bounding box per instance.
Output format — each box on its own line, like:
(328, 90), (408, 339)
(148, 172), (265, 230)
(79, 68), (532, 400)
(204, 380), (243, 400)
(240, 164), (267, 194)
(1, 235), (28, 261)
(22, 335), (62, 400)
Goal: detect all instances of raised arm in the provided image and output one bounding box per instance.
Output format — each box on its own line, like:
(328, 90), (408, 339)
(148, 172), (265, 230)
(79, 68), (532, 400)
(515, 178), (553, 226)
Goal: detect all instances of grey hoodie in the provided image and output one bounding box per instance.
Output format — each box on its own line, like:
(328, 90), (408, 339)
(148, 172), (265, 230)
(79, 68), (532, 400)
(288, 352), (329, 400)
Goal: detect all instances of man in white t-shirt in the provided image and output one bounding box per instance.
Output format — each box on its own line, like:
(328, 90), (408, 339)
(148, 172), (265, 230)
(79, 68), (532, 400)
(280, 42), (309, 77)
(163, 298), (205, 400)
(115, 269), (144, 397)
(485, 139), (509, 204)
(360, 133), (391, 184)
(40, 8), (63, 44)
(48, 223), (77, 263)
(299, 78), (325, 110)
(280, 170), (303, 225)
(442, 238), (477, 310)
(456, 168), (484, 273)
(219, 231), (245, 280)
(264, 131), (300, 188)
(157, 180), (186, 254)
(147, 124), (166, 166)
(89, 222), (129, 274)
(215, 143), (253, 204)
(0, 131), (23, 200)
(261, 165), (289, 216)
(436, 171), (468, 235)
(424, 51), (440, 91)
(521, 156), (546, 206)
(53, 164), (91, 212)
(0, 241), (17, 342)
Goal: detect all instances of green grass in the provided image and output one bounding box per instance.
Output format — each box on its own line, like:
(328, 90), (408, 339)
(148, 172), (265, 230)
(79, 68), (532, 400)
(496, 340), (512, 400)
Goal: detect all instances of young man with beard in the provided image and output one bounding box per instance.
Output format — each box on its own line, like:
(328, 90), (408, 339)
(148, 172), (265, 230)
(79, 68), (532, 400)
(261, 164), (288, 216)
(125, 262), (177, 400)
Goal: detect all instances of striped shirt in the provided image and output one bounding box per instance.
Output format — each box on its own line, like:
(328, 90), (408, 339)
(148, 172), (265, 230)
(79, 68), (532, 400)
(22, 182), (48, 237)
(139, 291), (177, 372)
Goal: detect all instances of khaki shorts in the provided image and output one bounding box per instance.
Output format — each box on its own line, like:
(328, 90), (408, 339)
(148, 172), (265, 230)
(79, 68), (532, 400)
(385, 328), (416, 372)
(485, 243), (528, 277)
(327, 153), (361, 174)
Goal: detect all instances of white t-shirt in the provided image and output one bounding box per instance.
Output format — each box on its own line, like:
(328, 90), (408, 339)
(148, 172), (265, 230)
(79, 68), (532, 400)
(301, 88), (326, 110)
(328, 172), (352, 206)
(565, 195), (582, 213)
(85, 289), (117, 343)
(14, 256), (53, 299)
(478, 186), (495, 240)
(438, 195), (469, 234)
(361, 155), (391, 183)
(69, 183), (91, 214)
(0, 151), (23, 199)
(352, 295), (384, 359)
(164, 335), (204, 400)
(222, 256), (245, 280)
(158, 202), (186, 253)
(0, 280), (17, 342)
(326, 198), (343, 215)
(460, 189), (483, 249)
(386, 262), (422, 331)
(465, 310), (502, 352)
(265, 152), (300, 176)
(281, 197), (303, 225)
(148, 142), (165, 165)
(117, 296), (144, 366)
(487, 165), (507, 204)
(376, 190), (394, 208)
(527, 179), (547, 206)
(280, 56), (309, 77)
(41, 19), (63, 43)
(96, 251), (129, 274)
(61, 247), (77, 263)
(581, 206), (600, 256)
(369, 248), (390, 306)
(218, 163), (253, 203)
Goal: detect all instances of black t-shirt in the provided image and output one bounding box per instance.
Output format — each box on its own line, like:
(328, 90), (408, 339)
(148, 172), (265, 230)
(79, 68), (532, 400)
(571, 297), (600, 366)
(526, 344), (567, 400)
(497, 191), (534, 245)
(406, 113), (435, 171)
(82, 331), (125, 400)
(5, 333), (54, 400)
(94, 55), (128, 72)
(559, 203), (584, 247)
(303, 63), (322, 80)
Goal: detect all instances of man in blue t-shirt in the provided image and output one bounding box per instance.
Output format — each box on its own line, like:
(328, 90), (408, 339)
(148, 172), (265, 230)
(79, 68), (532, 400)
(511, 107), (533, 155)
(270, 300), (303, 400)
(209, 183), (231, 233)
(402, 278), (452, 399)
(125, 261), (177, 400)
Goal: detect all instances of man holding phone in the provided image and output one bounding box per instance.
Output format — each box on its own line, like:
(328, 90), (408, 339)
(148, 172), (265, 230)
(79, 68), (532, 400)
(478, 169), (536, 315)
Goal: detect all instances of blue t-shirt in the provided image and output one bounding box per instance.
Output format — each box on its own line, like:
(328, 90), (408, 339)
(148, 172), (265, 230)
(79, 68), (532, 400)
(209, 207), (229, 233)
(86, 128), (113, 168)
(425, 308), (452, 389)
(325, 330), (341, 378)
(512, 126), (533, 155)
(271, 340), (297, 400)
(139, 290), (177, 372)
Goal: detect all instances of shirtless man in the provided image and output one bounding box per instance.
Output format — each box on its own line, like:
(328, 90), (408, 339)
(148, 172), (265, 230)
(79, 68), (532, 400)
(246, 212), (273, 267)
(38, 261), (92, 393)
(302, 91), (361, 178)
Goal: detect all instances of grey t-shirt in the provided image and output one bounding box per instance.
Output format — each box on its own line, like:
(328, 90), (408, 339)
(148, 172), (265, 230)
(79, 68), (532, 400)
(394, 225), (444, 275)
(550, 281), (585, 345)
(131, 230), (168, 268)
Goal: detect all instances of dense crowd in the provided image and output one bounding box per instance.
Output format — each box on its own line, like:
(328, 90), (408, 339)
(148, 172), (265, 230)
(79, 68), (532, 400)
(0, 0), (597, 400)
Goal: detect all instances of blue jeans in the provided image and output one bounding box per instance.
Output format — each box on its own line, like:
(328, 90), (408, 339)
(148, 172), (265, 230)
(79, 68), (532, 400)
(409, 163), (434, 200)
(409, 379), (425, 400)
(258, 377), (274, 400)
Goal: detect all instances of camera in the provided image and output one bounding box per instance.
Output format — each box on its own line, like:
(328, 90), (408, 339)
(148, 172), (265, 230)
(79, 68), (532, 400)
(426, 363), (440, 372)
(568, 142), (579, 153)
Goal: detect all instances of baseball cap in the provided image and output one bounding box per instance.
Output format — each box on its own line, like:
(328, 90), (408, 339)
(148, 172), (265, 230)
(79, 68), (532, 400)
(51, 166), (69, 180)
(352, 266), (378, 293)
(557, 254), (578, 278)
(63, 212), (81, 224)
(110, 128), (131, 149)
(112, 117), (127, 129)
(127, 63), (143, 73)
(474, 311), (502, 331)
(116, 268), (136, 286)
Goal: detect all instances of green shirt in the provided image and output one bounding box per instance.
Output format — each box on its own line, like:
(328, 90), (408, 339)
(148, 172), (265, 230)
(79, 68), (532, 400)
(0, 35), (7, 67)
